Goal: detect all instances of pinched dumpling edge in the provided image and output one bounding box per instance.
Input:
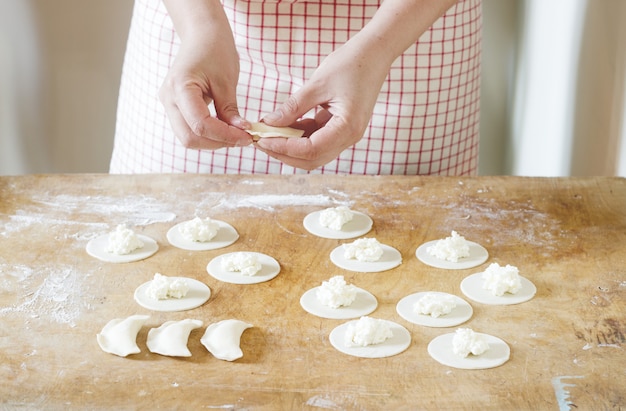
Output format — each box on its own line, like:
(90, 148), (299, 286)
(200, 319), (253, 361)
(146, 319), (204, 357)
(97, 314), (150, 357)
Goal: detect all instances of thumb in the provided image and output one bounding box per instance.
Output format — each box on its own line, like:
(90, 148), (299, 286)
(214, 92), (249, 130)
(263, 89), (317, 127)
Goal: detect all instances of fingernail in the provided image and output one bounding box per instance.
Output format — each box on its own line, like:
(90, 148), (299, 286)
(233, 116), (251, 129)
(262, 111), (282, 123)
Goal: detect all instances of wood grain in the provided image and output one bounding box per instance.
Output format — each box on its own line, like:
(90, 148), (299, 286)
(0, 174), (624, 410)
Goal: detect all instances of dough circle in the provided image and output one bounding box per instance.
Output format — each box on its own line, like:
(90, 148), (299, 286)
(166, 219), (239, 251)
(86, 234), (158, 263)
(427, 332), (510, 369)
(396, 292), (473, 328)
(460, 273), (537, 305)
(329, 319), (411, 358)
(134, 277), (211, 312)
(415, 240), (489, 270)
(206, 252), (281, 284)
(330, 244), (402, 273)
(303, 210), (373, 239)
(300, 287), (378, 320)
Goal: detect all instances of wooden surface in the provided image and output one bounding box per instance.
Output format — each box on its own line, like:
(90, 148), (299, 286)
(0, 174), (625, 410)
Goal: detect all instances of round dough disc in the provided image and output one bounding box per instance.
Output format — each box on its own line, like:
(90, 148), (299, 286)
(330, 244), (402, 273)
(300, 287), (378, 320)
(134, 277), (211, 312)
(86, 234), (158, 263)
(427, 332), (510, 370)
(460, 273), (537, 305)
(415, 240), (489, 270)
(303, 210), (373, 239)
(206, 252), (281, 284)
(166, 219), (239, 251)
(329, 319), (411, 358)
(396, 292), (473, 328)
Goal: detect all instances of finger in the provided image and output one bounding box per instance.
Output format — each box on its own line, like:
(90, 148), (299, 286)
(173, 83), (252, 146)
(262, 85), (323, 128)
(163, 99), (250, 150)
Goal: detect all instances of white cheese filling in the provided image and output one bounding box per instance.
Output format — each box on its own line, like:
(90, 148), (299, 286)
(426, 230), (470, 262)
(316, 275), (357, 308)
(105, 224), (144, 255)
(221, 252), (262, 276)
(452, 328), (490, 357)
(178, 216), (220, 242)
(344, 316), (393, 347)
(146, 273), (190, 300)
(481, 263), (522, 296)
(413, 292), (457, 318)
(319, 206), (354, 230)
(343, 238), (383, 262)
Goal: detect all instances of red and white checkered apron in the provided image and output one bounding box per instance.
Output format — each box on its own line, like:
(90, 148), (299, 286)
(110, 0), (482, 175)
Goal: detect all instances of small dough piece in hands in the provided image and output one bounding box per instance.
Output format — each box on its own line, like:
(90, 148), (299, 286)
(97, 314), (150, 357)
(200, 319), (253, 361)
(246, 122), (304, 140)
(147, 319), (203, 357)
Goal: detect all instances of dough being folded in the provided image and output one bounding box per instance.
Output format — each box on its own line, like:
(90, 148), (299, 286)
(246, 122), (304, 139)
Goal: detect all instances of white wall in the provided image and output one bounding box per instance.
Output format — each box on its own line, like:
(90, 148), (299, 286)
(0, 0), (132, 174)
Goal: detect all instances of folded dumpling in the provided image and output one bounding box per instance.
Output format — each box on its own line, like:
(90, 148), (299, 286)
(200, 319), (253, 361)
(97, 314), (150, 357)
(147, 319), (204, 357)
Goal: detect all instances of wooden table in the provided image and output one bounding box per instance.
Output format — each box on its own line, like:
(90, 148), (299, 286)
(0, 174), (624, 410)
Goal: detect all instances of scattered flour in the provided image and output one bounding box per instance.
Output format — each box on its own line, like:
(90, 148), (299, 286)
(0, 263), (87, 327)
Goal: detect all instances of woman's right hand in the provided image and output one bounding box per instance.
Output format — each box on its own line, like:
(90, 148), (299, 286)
(159, 0), (252, 150)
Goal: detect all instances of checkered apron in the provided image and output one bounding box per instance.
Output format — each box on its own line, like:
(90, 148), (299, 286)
(110, 0), (482, 175)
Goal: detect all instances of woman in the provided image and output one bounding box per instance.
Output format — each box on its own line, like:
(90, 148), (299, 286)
(110, 0), (481, 175)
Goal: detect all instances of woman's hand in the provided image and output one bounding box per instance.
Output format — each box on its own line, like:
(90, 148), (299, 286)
(159, 0), (252, 150)
(255, 41), (389, 170)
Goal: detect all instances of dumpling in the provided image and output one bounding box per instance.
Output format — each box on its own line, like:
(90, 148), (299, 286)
(97, 314), (150, 357)
(200, 319), (253, 361)
(146, 319), (203, 357)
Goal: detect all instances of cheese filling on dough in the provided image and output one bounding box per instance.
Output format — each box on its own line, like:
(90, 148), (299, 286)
(344, 316), (393, 347)
(316, 275), (357, 308)
(318, 206), (354, 231)
(105, 224), (144, 255)
(426, 230), (470, 262)
(221, 252), (262, 276)
(481, 263), (522, 296)
(452, 328), (490, 357)
(178, 216), (220, 242)
(413, 292), (457, 318)
(343, 238), (383, 262)
(146, 273), (190, 300)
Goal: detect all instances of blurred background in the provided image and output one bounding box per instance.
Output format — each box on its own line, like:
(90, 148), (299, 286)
(1, 0), (625, 176)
